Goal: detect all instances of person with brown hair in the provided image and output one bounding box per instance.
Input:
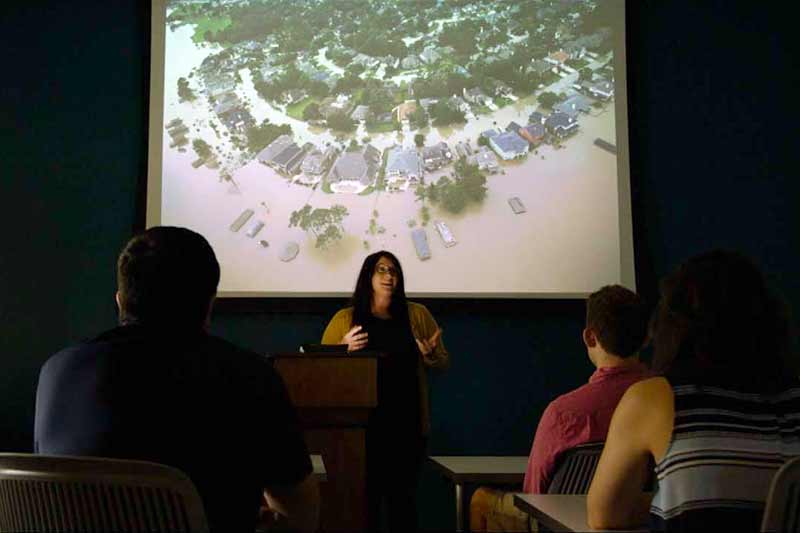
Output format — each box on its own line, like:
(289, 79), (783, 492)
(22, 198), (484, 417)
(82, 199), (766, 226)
(588, 250), (799, 532)
(470, 285), (650, 531)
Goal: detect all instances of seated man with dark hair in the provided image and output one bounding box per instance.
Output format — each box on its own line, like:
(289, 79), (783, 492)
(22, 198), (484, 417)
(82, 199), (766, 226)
(35, 226), (319, 532)
(470, 285), (650, 531)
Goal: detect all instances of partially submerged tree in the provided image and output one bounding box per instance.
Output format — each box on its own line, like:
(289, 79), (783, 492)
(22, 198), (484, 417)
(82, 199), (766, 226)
(289, 204), (349, 249)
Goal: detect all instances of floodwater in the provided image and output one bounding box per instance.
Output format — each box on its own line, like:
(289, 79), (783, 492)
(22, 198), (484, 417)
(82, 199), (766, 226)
(160, 19), (621, 296)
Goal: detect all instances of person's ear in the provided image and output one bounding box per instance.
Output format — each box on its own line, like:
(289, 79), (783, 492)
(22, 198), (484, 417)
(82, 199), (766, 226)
(583, 327), (597, 348)
(115, 291), (122, 313)
(204, 294), (216, 332)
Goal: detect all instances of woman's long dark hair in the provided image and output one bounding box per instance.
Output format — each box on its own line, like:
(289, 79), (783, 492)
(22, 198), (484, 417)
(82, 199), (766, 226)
(651, 249), (795, 392)
(350, 251), (412, 332)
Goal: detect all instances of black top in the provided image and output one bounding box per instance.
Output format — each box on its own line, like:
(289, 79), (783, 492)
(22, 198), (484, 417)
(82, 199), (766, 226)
(361, 314), (422, 447)
(34, 324), (312, 532)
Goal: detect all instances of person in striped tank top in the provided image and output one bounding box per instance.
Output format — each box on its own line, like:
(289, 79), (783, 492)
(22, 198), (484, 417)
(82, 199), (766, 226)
(587, 250), (797, 532)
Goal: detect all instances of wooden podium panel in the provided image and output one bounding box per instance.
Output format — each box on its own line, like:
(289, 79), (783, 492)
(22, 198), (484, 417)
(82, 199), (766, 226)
(273, 354), (379, 531)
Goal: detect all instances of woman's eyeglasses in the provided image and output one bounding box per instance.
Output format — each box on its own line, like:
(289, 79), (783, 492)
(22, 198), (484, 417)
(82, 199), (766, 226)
(375, 264), (398, 277)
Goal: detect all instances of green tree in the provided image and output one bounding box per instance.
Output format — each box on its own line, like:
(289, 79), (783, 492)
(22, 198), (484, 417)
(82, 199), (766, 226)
(420, 205), (430, 226)
(246, 119), (292, 155)
(414, 133), (425, 147)
(192, 138), (212, 160)
(409, 105), (429, 129)
(289, 204), (349, 250)
(327, 112), (357, 132)
(177, 77), (195, 102)
(303, 102), (322, 121)
(579, 67), (593, 83)
(429, 101), (466, 126)
(537, 91), (561, 108)
(424, 161), (487, 214)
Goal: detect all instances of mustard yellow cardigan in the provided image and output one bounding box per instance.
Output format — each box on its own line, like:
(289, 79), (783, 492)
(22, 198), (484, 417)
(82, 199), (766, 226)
(321, 302), (449, 436)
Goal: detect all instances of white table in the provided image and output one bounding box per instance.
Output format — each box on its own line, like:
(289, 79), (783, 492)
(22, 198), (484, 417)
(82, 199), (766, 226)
(513, 494), (647, 532)
(429, 456), (528, 532)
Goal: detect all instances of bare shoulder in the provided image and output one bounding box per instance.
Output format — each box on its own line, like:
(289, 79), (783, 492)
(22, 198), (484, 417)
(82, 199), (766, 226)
(617, 376), (674, 457)
(628, 376), (672, 397)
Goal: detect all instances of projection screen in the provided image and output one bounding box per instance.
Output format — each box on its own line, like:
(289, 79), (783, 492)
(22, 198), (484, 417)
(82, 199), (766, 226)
(147, 0), (633, 298)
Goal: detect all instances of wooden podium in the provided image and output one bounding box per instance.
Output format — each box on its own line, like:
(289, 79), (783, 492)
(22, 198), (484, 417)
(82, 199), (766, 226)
(272, 353), (380, 531)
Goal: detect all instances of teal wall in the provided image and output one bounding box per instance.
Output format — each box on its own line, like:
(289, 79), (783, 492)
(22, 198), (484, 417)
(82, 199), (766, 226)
(2, 1), (798, 529)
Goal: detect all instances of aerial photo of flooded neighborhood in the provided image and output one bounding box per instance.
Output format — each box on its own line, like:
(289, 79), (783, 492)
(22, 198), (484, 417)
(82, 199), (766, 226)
(158, 0), (624, 295)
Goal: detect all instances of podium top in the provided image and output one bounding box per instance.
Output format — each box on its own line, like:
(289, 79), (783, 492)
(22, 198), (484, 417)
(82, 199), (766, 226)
(269, 351), (386, 359)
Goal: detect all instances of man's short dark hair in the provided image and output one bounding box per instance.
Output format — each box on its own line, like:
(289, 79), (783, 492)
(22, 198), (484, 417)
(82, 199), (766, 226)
(586, 285), (648, 358)
(117, 227), (220, 327)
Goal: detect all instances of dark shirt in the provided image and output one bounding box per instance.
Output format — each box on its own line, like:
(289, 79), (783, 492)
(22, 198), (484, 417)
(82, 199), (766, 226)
(34, 324), (312, 532)
(363, 314), (420, 429)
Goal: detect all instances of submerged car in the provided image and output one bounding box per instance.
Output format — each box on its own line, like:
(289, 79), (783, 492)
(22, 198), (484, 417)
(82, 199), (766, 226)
(434, 220), (457, 247)
(508, 197), (527, 214)
(411, 228), (432, 261)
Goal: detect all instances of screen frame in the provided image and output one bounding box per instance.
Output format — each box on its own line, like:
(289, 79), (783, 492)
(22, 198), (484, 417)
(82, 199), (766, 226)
(146, 0), (635, 301)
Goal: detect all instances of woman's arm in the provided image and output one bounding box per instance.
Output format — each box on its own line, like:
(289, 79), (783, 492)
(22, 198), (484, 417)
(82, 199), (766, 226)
(586, 377), (673, 529)
(321, 309), (350, 344)
(411, 303), (449, 368)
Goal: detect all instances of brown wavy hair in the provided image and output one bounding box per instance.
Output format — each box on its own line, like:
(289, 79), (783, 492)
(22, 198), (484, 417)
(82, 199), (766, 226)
(650, 250), (795, 392)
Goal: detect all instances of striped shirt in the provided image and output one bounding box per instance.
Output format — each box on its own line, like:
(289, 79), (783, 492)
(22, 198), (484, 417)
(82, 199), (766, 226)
(650, 384), (800, 532)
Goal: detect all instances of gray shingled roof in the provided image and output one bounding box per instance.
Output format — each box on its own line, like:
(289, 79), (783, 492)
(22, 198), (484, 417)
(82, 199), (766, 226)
(386, 147), (422, 177)
(491, 131), (529, 155)
(329, 145), (381, 186)
(256, 134), (294, 164)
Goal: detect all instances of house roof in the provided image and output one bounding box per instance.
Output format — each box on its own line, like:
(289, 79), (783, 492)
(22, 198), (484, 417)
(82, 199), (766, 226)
(257, 134), (294, 163)
(386, 147), (422, 176)
(529, 111), (546, 124)
(350, 105), (370, 121)
(548, 50), (569, 63)
(545, 111), (578, 129)
(394, 101), (418, 121)
(329, 145), (381, 185)
(471, 146), (499, 168)
(522, 123), (546, 138)
(214, 99), (239, 115)
(272, 142), (304, 167)
(506, 121), (522, 133)
(480, 128), (501, 138)
(422, 142), (450, 160)
(555, 93), (592, 116)
(491, 131), (529, 154)
(419, 98), (438, 109)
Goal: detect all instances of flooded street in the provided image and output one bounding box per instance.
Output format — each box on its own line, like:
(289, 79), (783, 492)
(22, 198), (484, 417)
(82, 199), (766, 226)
(159, 17), (622, 296)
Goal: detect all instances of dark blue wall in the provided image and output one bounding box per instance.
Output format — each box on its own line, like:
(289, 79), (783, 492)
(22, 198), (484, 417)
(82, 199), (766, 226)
(2, 1), (798, 529)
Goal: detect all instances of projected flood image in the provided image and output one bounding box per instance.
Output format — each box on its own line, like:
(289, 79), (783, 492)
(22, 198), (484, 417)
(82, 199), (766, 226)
(159, 0), (624, 295)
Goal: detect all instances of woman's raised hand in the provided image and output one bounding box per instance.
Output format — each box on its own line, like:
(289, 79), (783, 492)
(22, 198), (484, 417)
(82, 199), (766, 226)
(341, 325), (368, 352)
(415, 328), (442, 357)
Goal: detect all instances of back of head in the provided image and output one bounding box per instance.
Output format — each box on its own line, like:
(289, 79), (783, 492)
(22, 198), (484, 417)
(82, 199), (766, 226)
(651, 249), (793, 391)
(586, 285), (649, 358)
(117, 227), (220, 329)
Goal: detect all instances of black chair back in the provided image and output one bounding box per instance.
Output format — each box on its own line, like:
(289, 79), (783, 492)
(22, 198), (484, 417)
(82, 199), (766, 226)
(546, 441), (604, 494)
